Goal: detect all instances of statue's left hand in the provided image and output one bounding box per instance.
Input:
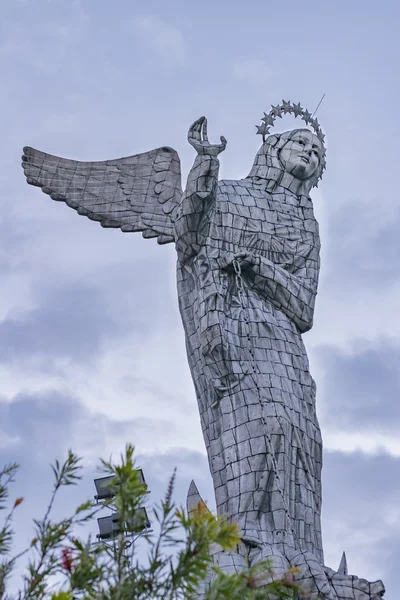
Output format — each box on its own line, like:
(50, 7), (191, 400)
(188, 116), (227, 156)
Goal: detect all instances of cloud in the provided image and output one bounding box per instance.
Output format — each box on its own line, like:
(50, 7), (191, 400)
(233, 59), (271, 85)
(304, 337), (400, 457)
(322, 449), (400, 592)
(304, 191), (400, 354)
(0, 1), (89, 74)
(0, 390), (183, 465)
(0, 282), (120, 365)
(132, 15), (186, 66)
(316, 340), (400, 434)
(324, 200), (400, 287)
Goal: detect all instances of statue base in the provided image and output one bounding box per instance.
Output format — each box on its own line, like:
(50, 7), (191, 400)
(187, 481), (385, 600)
(195, 546), (385, 600)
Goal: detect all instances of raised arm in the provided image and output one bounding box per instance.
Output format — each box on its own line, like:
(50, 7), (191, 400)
(233, 252), (320, 334)
(175, 117), (226, 262)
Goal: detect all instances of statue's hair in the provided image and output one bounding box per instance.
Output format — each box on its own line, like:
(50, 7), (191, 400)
(247, 128), (324, 194)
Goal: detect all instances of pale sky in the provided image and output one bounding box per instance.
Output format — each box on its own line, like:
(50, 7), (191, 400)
(1, 0), (399, 596)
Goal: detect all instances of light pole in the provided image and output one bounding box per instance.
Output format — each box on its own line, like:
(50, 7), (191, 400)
(93, 470), (150, 560)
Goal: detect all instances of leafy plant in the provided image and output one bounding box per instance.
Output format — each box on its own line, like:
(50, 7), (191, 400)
(0, 445), (300, 600)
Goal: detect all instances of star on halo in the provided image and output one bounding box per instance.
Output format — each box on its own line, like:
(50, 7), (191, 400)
(292, 102), (302, 117)
(302, 109), (312, 124)
(262, 113), (275, 126)
(282, 100), (292, 114)
(256, 123), (270, 136)
(313, 117), (320, 129)
(271, 104), (282, 118)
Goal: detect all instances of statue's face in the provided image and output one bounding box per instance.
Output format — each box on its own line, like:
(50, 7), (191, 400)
(279, 130), (322, 180)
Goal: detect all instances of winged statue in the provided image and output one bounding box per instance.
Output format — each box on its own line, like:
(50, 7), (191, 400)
(22, 106), (385, 600)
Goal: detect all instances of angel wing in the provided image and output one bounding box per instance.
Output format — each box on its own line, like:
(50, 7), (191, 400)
(21, 145), (183, 244)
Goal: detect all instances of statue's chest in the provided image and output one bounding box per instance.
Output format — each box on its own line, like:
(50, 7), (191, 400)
(213, 181), (316, 253)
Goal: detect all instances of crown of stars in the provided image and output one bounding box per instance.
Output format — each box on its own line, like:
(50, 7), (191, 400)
(256, 100), (327, 175)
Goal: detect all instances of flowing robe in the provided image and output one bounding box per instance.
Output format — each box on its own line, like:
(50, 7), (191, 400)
(175, 155), (323, 562)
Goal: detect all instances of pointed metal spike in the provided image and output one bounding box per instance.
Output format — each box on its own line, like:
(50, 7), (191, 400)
(338, 551), (348, 575)
(186, 480), (211, 514)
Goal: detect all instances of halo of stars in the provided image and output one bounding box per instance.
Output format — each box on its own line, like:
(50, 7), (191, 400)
(256, 100), (327, 175)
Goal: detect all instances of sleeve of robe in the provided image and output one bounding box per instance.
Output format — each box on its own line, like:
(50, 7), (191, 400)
(247, 253), (319, 334)
(174, 155), (220, 263)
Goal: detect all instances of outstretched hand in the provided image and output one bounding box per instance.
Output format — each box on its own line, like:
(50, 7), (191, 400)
(188, 116), (227, 156)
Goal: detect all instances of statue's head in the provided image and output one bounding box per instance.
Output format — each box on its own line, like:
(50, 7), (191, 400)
(279, 129), (323, 181)
(248, 101), (327, 196)
(248, 128), (324, 195)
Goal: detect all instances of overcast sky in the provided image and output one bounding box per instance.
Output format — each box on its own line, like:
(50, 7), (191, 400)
(1, 0), (399, 596)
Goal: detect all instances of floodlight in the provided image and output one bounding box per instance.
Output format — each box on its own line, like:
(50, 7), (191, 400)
(94, 476), (115, 501)
(97, 514), (120, 540)
(96, 508), (150, 540)
(94, 469), (147, 501)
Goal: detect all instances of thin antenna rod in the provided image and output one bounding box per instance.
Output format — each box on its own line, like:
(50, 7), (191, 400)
(312, 93), (326, 117)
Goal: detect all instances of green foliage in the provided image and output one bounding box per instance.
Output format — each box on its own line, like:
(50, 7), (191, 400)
(0, 444), (301, 600)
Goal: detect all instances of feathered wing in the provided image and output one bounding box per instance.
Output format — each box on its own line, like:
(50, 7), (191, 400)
(21, 145), (183, 244)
